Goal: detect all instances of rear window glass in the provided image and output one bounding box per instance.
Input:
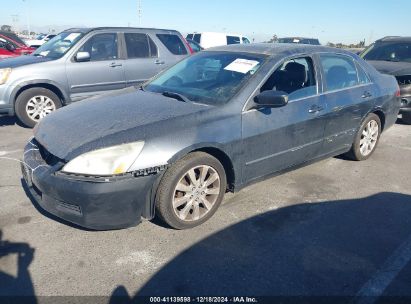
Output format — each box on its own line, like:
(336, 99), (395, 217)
(320, 54), (359, 91)
(125, 33), (158, 58)
(156, 34), (188, 55)
(193, 34), (201, 44)
(227, 36), (241, 45)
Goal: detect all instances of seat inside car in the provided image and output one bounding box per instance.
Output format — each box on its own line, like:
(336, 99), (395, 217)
(326, 66), (349, 91)
(260, 61), (307, 94)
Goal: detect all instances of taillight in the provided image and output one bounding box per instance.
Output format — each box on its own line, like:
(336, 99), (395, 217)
(395, 85), (401, 97)
(184, 39), (194, 54)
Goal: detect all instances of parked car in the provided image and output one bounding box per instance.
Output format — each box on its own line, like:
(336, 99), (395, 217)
(278, 37), (321, 45)
(0, 27), (192, 127)
(186, 38), (203, 53)
(186, 32), (251, 49)
(21, 43), (400, 230)
(361, 36), (411, 124)
(0, 31), (35, 59)
(25, 34), (57, 48)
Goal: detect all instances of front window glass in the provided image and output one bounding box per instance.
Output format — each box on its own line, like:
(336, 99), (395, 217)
(320, 54), (359, 91)
(78, 33), (118, 61)
(261, 57), (317, 100)
(362, 42), (411, 63)
(33, 32), (84, 59)
(227, 36), (241, 45)
(144, 52), (266, 105)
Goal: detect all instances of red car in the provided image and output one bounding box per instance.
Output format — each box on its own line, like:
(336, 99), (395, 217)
(0, 31), (35, 60)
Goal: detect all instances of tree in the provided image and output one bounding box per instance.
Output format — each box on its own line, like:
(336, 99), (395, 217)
(1, 25), (12, 32)
(267, 34), (278, 43)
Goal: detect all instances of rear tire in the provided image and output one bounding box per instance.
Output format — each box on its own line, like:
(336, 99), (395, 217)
(402, 112), (411, 125)
(155, 152), (227, 230)
(345, 113), (381, 161)
(15, 88), (62, 128)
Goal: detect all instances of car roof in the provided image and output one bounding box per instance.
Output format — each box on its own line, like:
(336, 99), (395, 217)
(62, 27), (181, 34)
(279, 37), (319, 40)
(376, 36), (411, 43)
(206, 43), (351, 57)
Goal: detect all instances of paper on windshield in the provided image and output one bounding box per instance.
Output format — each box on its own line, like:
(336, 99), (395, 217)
(64, 33), (81, 42)
(224, 59), (260, 74)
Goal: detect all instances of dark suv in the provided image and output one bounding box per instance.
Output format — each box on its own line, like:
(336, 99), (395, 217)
(362, 36), (411, 124)
(0, 27), (192, 127)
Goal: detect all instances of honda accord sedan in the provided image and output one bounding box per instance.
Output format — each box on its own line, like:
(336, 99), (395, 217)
(21, 43), (401, 230)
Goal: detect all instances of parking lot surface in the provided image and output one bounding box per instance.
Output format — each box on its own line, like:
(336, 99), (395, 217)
(1, 115), (411, 302)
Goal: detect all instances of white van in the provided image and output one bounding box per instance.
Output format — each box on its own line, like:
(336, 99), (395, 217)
(186, 32), (251, 49)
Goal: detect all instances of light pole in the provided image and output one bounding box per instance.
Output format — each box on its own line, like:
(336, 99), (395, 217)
(22, 0), (31, 36)
(138, 0), (142, 26)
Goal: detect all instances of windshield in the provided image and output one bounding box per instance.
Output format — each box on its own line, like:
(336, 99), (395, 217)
(144, 52), (266, 105)
(362, 42), (411, 63)
(32, 32), (84, 59)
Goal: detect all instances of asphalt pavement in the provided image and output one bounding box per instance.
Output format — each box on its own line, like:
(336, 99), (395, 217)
(0, 115), (411, 303)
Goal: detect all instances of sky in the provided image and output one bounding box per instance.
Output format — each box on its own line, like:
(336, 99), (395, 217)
(1, 0), (410, 44)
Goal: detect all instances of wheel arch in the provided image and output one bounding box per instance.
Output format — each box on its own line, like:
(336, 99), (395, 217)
(372, 109), (386, 131)
(168, 143), (236, 192)
(12, 80), (70, 108)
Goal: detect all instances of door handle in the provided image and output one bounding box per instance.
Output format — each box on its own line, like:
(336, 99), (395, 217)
(362, 91), (372, 99)
(155, 60), (165, 65)
(109, 62), (122, 68)
(308, 105), (324, 114)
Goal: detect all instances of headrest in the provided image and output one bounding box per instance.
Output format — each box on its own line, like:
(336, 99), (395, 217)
(285, 62), (307, 84)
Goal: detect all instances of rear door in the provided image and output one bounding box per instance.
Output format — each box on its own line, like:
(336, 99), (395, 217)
(318, 53), (376, 153)
(65, 32), (126, 101)
(122, 32), (163, 87)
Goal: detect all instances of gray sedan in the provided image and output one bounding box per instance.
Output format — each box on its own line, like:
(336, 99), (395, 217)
(21, 43), (401, 230)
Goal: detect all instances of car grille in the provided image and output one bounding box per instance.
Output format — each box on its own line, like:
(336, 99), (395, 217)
(396, 75), (411, 86)
(32, 138), (63, 167)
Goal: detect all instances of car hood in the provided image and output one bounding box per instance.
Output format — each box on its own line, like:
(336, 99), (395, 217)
(34, 89), (210, 160)
(367, 60), (411, 76)
(0, 55), (53, 68)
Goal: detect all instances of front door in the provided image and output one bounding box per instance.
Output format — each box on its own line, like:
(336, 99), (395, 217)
(66, 32), (126, 102)
(241, 56), (327, 183)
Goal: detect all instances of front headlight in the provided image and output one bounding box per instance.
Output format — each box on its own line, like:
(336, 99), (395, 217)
(62, 141), (145, 176)
(0, 68), (12, 85)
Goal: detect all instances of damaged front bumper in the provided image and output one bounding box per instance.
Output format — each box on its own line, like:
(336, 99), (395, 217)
(21, 139), (162, 230)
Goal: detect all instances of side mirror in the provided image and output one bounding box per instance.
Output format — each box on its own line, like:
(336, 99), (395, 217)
(75, 51), (91, 62)
(254, 90), (289, 109)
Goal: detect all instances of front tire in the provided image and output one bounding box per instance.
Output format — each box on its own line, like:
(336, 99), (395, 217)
(402, 112), (411, 125)
(345, 113), (381, 161)
(155, 152), (227, 230)
(15, 88), (62, 128)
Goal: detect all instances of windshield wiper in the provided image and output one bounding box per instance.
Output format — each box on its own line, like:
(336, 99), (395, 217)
(33, 54), (44, 57)
(162, 91), (191, 103)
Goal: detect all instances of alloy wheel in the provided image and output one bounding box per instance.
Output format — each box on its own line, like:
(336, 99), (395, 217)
(359, 119), (379, 156)
(172, 165), (221, 222)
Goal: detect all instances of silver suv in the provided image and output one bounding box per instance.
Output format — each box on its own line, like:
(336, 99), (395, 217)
(0, 27), (191, 127)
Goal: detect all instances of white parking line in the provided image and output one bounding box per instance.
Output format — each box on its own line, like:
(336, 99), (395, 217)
(0, 149), (22, 157)
(354, 232), (411, 304)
